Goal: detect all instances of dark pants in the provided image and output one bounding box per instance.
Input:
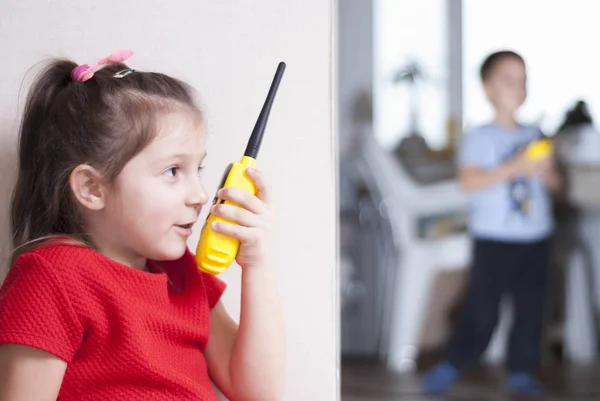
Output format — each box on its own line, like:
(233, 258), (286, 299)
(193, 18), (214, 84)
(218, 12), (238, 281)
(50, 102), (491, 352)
(445, 238), (550, 373)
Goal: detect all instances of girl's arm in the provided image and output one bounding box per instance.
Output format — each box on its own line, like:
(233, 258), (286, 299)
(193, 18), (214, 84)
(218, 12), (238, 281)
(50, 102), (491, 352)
(0, 254), (81, 401)
(0, 344), (66, 401)
(204, 168), (285, 401)
(206, 269), (285, 401)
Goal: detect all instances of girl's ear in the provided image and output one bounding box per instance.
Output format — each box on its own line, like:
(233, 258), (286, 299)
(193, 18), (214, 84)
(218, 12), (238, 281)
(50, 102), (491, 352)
(69, 164), (107, 211)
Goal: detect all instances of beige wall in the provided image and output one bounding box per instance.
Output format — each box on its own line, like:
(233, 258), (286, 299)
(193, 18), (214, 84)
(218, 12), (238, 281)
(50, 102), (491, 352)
(0, 1), (338, 400)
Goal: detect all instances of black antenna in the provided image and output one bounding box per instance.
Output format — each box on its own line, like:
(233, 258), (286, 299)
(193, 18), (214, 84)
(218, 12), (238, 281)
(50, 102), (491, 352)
(244, 62), (286, 159)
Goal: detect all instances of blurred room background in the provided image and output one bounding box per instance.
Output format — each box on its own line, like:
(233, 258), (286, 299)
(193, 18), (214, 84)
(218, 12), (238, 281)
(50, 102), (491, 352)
(338, 0), (600, 399)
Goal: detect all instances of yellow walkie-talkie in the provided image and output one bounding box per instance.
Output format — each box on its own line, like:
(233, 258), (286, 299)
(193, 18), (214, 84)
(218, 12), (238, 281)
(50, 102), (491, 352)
(526, 138), (553, 161)
(196, 62), (286, 275)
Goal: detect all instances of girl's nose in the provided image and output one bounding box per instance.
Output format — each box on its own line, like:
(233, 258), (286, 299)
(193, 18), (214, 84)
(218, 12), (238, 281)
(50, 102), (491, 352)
(187, 179), (209, 207)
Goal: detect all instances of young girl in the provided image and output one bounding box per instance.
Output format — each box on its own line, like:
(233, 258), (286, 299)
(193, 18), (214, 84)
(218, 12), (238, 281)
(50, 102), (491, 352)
(0, 50), (285, 401)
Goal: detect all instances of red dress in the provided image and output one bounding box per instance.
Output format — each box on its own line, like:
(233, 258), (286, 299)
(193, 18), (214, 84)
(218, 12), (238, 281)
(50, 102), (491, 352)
(0, 243), (226, 400)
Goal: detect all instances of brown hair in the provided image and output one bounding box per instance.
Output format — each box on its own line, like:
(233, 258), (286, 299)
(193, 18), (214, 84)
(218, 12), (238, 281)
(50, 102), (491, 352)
(480, 50), (525, 82)
(10, 58), (202, 265)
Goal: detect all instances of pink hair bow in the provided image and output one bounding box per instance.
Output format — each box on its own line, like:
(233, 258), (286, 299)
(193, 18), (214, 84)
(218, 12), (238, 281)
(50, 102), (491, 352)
(71, 49), (134, 82)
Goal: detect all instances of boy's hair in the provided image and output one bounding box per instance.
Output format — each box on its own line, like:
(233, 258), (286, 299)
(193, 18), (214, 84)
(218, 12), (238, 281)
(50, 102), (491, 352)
(480, 50), (525, 82)
(10, 58), (202, 265)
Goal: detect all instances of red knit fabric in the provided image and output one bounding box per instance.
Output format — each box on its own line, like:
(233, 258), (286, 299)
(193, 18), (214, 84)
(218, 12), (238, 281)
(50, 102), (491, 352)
(0, 243), (227, 400)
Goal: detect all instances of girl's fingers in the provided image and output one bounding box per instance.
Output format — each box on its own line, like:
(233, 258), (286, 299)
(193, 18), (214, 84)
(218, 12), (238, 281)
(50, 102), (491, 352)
(212, 221), (261, 243)
(246, 168), (270, 204)
(217, 186), (266, 215)
(211, 203), (259, 227)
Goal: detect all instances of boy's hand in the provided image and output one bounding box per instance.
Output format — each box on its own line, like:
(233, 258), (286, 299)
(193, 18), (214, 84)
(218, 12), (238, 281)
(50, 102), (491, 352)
(531, 155), (555, 178)
(506, 149), (538, 178)
(533, 154), (563, 193)
(209, 168), (272, 270)
(506, 148), (559, 190)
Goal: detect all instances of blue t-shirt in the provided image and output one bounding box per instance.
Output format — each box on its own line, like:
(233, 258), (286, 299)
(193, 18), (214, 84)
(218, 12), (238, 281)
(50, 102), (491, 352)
(457, 123), (554, 242)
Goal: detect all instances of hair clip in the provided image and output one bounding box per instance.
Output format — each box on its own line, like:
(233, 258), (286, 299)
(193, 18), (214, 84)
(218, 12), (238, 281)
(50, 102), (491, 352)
(113, 68), (135, 78)
(71, 50), (134, 82)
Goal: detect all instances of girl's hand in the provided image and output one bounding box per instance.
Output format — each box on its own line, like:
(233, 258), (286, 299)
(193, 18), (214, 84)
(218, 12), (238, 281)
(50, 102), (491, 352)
(210, 168), (272, 270)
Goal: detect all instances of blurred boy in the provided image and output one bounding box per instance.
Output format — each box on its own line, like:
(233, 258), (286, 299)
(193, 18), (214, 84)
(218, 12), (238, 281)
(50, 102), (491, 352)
(421, 50), (562, 397)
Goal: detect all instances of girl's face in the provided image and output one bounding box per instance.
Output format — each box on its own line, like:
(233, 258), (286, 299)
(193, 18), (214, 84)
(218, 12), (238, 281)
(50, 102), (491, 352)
(98, 112), (209, 268)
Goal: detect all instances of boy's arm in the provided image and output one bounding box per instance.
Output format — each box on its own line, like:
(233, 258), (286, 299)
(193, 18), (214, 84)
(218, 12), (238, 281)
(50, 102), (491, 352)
(458, 162), (517, 192)
(457, 130), (540, 193)
(537, 156), (564, 194)
(456, 131), (522, 193)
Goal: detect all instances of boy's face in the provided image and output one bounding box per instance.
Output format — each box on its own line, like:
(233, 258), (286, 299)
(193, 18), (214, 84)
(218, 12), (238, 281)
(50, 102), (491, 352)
(483, 57), (527, 115)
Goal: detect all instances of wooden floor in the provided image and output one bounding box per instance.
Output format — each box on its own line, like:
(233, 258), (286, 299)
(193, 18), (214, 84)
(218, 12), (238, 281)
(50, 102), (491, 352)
(341, 360), (600, 401)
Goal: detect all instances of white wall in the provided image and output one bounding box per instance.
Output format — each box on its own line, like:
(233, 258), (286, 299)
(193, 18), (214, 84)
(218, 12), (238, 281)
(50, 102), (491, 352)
(0, 1), (338, 400)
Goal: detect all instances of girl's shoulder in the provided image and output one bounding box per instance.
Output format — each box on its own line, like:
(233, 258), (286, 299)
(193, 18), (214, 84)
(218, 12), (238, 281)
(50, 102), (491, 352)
(0, 243), (87, 363)
(8, 241), (132, 300)
(13, 241), (105, 278)
(9, 243), (227, 310)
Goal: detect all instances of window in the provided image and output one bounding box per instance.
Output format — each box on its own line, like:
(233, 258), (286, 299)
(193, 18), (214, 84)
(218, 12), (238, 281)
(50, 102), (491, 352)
(463, 0), (600, 135)
(374, 0), (449, 150)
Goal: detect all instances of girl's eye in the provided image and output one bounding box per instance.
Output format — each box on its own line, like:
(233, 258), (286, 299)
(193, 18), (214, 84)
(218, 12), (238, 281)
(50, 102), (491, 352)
(198, 166), (205, 176)
(165, 167), (179, 177)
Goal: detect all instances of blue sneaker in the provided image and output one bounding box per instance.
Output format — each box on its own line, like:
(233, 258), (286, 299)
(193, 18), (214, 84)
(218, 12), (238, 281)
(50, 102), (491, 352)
(508, 372), (544, 397)
(421, 361), (459, 395)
